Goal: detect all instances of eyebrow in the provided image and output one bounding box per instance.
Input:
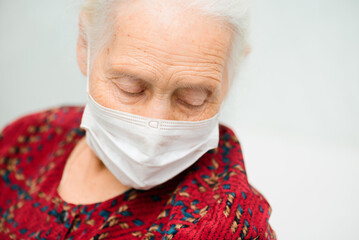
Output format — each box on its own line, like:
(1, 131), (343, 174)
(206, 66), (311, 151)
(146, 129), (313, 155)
(174, 80), (219, 95)
(106, 68), (220, 94)
(106, 70), (144, 81)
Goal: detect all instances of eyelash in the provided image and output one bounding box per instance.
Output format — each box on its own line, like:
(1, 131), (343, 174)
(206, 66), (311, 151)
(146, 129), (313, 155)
(120, 89), (145, 97)
(110, 79), (146, 97)
(176, 97), (206, 110)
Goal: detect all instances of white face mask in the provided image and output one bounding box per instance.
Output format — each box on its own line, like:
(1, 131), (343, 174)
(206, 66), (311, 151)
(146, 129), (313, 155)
(80, 48), (220, 190)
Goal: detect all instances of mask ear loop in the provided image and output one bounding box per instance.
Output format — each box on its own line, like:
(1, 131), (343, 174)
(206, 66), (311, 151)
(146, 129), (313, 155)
(86, 44), (90, 94)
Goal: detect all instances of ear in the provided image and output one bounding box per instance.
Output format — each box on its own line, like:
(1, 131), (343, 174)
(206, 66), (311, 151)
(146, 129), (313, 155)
(244, 44), (251, 57)
(77, 11), (89, 76)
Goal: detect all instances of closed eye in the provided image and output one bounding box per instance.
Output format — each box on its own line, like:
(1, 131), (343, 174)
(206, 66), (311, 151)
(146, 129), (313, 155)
(109, 78), (146, 97)
(176, 97), (206, 109)
(120, 88), (145, 97)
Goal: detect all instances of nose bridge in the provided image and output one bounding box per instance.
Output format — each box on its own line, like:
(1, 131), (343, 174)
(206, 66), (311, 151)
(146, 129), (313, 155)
(145, 94), (172, 120)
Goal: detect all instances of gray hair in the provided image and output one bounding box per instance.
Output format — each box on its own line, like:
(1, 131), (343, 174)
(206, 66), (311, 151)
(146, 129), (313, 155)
(80, 0), (251, 85)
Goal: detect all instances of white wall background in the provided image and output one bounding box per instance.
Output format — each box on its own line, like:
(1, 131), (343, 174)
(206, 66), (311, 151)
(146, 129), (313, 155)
(1, 0), (358, 239)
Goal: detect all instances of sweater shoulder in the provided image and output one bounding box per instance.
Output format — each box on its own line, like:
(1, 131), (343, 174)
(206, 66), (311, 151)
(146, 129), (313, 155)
(0, 105), (85, 169)
(0, 106), (84, 142)
(168, 124), (276, 239)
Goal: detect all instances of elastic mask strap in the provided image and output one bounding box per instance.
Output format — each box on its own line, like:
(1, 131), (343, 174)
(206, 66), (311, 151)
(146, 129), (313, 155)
(86, 45), (90, 94)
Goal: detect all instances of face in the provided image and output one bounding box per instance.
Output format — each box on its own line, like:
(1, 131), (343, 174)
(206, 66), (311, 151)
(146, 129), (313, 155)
(86, 0), (233, 121)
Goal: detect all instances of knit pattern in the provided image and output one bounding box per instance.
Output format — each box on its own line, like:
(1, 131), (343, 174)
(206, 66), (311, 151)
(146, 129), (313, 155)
(0, 106), (276, 239)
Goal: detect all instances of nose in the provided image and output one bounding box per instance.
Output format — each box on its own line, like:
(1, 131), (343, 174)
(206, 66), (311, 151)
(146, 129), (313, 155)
(143, 97), (173, 120)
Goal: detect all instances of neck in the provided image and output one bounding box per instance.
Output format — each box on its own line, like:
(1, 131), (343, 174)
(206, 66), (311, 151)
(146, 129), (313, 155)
(57, 136), (132, 205)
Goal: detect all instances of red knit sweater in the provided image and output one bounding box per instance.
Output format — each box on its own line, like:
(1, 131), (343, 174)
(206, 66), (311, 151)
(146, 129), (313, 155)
(0, 106), (276, 239)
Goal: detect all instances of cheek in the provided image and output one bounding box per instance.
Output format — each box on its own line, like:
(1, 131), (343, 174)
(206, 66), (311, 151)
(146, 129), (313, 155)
(201, 90), (224, 119)
(203, 101), (222, 119)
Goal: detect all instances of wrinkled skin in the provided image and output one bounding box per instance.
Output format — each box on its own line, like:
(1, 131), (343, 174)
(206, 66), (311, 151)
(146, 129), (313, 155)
(58, 0), (235, 204)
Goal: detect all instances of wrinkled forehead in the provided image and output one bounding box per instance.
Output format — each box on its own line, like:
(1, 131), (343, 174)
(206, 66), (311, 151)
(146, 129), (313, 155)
(103, 0), (233, 75)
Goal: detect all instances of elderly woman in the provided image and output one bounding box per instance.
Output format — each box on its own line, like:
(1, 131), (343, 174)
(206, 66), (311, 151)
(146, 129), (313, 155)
(0, 0), (275, 239)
